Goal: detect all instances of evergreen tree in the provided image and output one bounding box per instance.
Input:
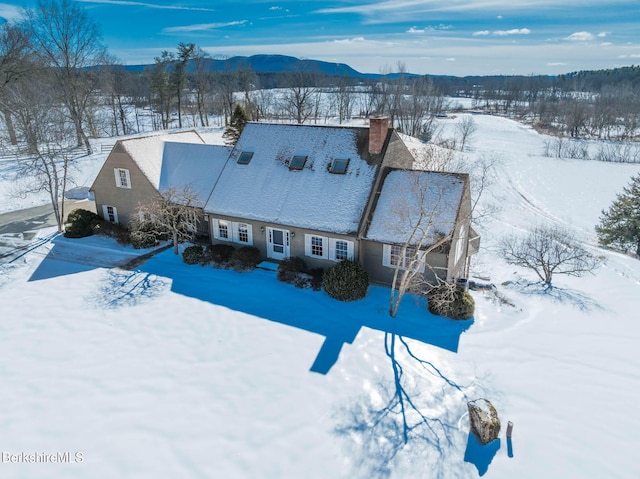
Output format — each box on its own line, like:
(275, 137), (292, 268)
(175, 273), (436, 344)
(596, 173), (640, 256)
(223, 104), (250, 145)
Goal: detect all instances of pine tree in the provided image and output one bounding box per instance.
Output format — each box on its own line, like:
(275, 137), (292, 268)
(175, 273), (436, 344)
(222, 104), (250, 145)
(596, 173), (640, 256)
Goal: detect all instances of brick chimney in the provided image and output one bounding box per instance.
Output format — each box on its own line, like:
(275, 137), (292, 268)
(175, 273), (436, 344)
(369, 116), (389, 155)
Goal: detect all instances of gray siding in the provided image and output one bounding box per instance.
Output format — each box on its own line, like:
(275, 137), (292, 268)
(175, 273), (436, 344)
(360, 240), (449, 287)
(91, 144), (159, 226)
(208, 214), (359, 269)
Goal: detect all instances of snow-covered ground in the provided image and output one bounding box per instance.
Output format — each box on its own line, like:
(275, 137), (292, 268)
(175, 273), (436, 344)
(1, 114), (639, 478)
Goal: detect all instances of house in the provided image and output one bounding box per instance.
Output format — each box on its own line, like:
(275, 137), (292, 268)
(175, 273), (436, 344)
(91, 118), (477, 286)
(90, 130), (231, 236)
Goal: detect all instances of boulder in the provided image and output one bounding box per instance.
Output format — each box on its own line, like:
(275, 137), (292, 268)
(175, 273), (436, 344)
(467, 399), (501, 445)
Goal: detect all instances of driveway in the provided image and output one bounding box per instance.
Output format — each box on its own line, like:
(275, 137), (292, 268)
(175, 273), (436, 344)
(0, 200), (95, 263)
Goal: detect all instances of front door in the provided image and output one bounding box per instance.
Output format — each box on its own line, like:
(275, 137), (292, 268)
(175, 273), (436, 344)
(267, 227), (290, 260)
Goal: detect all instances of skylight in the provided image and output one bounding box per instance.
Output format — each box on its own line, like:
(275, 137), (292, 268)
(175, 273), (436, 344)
(330, 158), (349, 174)
(289, 155), (307, 170)
(237, 151), (254, 165)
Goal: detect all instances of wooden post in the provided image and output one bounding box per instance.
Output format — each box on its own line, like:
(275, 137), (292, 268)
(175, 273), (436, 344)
(506, 421), (513, 438)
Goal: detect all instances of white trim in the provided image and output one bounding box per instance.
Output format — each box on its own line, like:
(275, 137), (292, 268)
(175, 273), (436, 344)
(304, 234), (328, 259)
(114, 168), (131, 189)
(382, 243), (425, 272)
(329, 238), (354, 261)
(267, 227), (290, 260)
(233, 222), (253, 245)
(212, 219), (231, 241)
(102, 204), (118, 224)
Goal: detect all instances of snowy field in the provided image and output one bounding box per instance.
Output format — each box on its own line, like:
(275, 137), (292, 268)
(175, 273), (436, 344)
(1, 114), (640, 478)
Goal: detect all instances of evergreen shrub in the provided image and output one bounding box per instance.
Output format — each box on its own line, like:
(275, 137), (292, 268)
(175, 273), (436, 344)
(64, 209), (100, 238)
(230, 246), (260, 271)
(323, 260), (368, 301)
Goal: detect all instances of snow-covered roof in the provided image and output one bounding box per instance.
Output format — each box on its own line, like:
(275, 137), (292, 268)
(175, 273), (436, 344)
(120, 131), (205, 189)
(158, 143), (232, 208)
(204, 123), (379, 234)
(365, 170), (465, 245)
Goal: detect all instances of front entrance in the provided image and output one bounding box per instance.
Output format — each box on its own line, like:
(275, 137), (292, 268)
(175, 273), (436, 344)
(267, 227), (290, 260)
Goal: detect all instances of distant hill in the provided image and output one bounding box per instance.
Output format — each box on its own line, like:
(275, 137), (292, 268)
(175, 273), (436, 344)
(121, 54), (369, 77)
(118, 54), (417, 81)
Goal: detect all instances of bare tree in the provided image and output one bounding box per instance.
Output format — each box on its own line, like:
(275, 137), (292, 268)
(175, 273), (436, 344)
(9, 69), (77, 232)
(25, 0), (107, 153)
(500, 225), (599, 286)
(0, 22), (31, 145)
(136, 187), (200, 255)
(386, 171), (465, 317)
(280, 70), (318, 124)
(456, 116), (477, 151)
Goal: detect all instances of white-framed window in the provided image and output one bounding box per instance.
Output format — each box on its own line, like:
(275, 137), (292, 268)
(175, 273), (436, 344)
(382, 244), (425, 272)
(212, 219), (253, 245)
(114, 168), (131, 189)
(329, 238), (354, 261)
(233, 222), (253, 245)
(102, 205), (118, 224)
(305, 234), (328, 259)
(213, 219), (231, 240)
(305, 235), (354, 261)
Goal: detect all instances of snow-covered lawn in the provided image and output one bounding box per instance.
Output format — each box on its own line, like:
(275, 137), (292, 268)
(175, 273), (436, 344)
(1, 114), (639, 478)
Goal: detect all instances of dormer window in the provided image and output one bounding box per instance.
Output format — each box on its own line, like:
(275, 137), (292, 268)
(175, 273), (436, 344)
(330, 158), (349, 174)
(289, 155), (307, 170)
(237, 151), (253, 165)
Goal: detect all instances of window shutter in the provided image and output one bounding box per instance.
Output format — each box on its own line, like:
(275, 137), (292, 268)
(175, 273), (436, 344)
(346, 240), (354, 261)
(212, 219), (221, 239)
(113, 168), (121, 187)
(417, 250), (426, 273)
(328, 238), (336, 260)
(124, 169), (131, 188)
(231, 222), (239, 242)
(102, 204), (110, 219)
(382, 244), (392, 267)
(245, 224), (253, 245)
(304, 234), (312, 257)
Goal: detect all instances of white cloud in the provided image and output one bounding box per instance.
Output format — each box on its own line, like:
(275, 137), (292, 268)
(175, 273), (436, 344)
(269, 6), (282, 11)
(77, 0), (215, 11)
(597, 32), (608, 38)
(0, 3), (22, 21)
(407, 24), (452, 33)
(163, 20), (247, 34)
(566, 31), (595, 41)
(473, 30), (491, 36)
(494, 28), (531, 36)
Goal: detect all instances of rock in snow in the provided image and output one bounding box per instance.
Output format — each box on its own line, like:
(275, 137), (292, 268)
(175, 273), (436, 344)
(468, 398), (501, 445)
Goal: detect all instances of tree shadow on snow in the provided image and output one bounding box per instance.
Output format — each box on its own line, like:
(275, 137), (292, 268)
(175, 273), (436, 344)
(86, 269), (170, 309)
(139, 254), (474, 375)
(505, 279), (602, 312)
(334, 333), (484, 478)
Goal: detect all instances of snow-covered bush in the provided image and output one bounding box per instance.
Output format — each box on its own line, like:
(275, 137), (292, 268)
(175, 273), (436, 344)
(129, 220), (163, 249)
(230, 246), (260, 271)
(427, 283), (475, 320)
(323, 260), (368, 301)
(182, 245), (205, 265)
(64, 208), (100, 238)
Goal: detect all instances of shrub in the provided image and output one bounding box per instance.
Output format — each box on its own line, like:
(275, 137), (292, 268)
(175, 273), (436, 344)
(64, 208), (100, 238)
(92, 220), (130, 244)
(129, 220), (163, 249)
(209, 243), (236, 266)
(182, 245), (205, 265)
(323, 260), (368, 301)
(308, 267), (324, 292)
(427, 284), (475, 320)
(230, 246), (261, 271)
(277, 257), (308, 284)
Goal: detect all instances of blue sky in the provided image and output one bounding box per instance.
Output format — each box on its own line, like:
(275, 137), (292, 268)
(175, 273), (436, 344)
(2, 0), (640, 75)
